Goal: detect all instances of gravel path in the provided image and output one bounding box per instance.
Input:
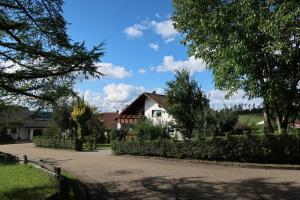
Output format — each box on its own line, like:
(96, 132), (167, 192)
(1, 143), (300, 200)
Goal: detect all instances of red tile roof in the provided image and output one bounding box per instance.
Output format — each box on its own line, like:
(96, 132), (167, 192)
(101, 112), (119, 130)
(144, 92), (166, 108)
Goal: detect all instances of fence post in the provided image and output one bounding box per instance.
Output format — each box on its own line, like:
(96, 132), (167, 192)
(23, 155), (28, 163)
(54, 167), (61, 195)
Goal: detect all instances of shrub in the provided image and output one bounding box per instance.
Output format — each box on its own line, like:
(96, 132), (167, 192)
(132, 120), (170, 141)
(112, 133), (300, 164)
(199, 108), (239, 137)
(33, 136), (78, 150)
(109, 129), (126, 141)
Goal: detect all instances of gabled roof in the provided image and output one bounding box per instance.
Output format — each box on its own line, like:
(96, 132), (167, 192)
(144, 92), (166, 108)
(100, 112), (119, 130)
(120, 92), (166, 115)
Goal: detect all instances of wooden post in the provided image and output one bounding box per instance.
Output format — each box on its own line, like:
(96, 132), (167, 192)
(54, 167), (61, 195)
(23, 155), (28, 164)
(19, 155), (27, 164)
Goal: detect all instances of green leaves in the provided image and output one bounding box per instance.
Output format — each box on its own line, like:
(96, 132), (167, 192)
(173, 0), (300, 132)
(165, 69), (209, 138)
(0, 0), (105, 105)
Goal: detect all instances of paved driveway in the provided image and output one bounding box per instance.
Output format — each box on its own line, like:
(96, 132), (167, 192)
(1, 143), (300, 200)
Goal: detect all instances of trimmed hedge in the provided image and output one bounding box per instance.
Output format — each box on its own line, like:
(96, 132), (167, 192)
(112, 134), (300, 164)
(33, 136), (80, 150)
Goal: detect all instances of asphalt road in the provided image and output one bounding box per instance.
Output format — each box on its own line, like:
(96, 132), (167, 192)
(1, 143), (300, 200)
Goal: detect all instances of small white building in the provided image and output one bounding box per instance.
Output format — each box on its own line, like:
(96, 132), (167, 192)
(117, 92), (183, 139)
(0, 106), (54, 141)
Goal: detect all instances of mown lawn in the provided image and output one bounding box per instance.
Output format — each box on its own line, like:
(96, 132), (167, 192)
(239, 113), (264, 124)
(0, 160), (57, 200)
(96, 143), (111, 150)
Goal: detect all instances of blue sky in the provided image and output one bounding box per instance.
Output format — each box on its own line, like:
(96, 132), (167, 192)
(63, 0), (259, 111)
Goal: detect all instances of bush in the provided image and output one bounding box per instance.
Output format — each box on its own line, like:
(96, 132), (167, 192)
(199, 109), (239, 137)
(33, 136), (78, 150)
(112, 133), (300, 164)
(132, 120), (170, 141)
(109, 129), (126, 141)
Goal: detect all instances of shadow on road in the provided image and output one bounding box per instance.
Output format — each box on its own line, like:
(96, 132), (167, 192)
(85, 176), (300, 200)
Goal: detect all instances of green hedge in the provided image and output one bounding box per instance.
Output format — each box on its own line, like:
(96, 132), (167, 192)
(112, 134), (300, 164)
(33, 136), (80, 150)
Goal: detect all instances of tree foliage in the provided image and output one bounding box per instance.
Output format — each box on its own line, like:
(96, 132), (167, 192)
(0, 0), (104, 105)
(165, 69), (209, 139)
(71, 98), (92, 140)
(173, 0), (300, 133)
(52, 98), (75, 132)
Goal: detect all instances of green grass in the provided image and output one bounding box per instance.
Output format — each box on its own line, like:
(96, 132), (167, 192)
(96, 143), (111, 150)
(239, 113), (264, 124)
(0, 160), (57, 200)
(60, 170), (87, 200)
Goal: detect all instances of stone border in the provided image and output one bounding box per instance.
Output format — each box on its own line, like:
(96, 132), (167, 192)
(114, 154), (300, 170)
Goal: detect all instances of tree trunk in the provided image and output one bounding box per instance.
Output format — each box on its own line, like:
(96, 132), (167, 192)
(263, 102), (274, 134)
(275, 113), (282, 134)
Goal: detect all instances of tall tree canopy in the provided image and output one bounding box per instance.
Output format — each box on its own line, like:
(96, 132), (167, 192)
(165, 69), (209, 139)
(173, 0), (300, 133)
(0, 0), (104, 105)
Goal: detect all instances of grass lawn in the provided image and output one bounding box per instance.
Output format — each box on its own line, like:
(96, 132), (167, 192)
(239, 113), (264, 124)
(60, 170), (87, 200)
(0, 160), (57, 200)
(96, 143), (111, 150)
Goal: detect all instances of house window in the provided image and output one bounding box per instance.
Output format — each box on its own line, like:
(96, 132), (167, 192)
(152, 110), (162, 117)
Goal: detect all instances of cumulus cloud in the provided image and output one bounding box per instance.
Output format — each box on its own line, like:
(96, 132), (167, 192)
(138, 68), (146, 74)
(104, 83), (144, 103)
(154, 87), (165, 95)
(96, 63), (132, 79)
(149, 43), (159, 51)
(123, 18), (178, 42)
(150, 19), (178, 43)
(79, 84), (170, 112)
(208, 89), (262, 110)
(123, 24), (144, 38)
(156, 55), (206, 74)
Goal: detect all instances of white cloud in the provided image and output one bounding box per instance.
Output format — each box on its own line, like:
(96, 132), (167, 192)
(138, 68), (146, 74)
(150, 19), (178, 43)
(1, 61), (22, 73)
(104, 83), (144, 103)
(96, 63), (132, 79)
(208, 89), (262, 110)
(124, 18), (178, 42)
(80, 84), (145, 112)
(156, 55), (206, 74)
(155, 13), (160, 18)
(123, 24), (144, 38)
(154, 87), (165, 95)
(149, 43), (159, 51)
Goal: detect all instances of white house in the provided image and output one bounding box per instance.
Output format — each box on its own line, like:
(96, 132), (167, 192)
(0, 106), (54, 141)
(117, 92), (183, 139)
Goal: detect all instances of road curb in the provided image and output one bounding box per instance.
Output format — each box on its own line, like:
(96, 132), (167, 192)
(114, 154), (300, 170)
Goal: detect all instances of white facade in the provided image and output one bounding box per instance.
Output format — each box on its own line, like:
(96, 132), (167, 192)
(7, 127), (36, 140)
(144, 98), (172, 125)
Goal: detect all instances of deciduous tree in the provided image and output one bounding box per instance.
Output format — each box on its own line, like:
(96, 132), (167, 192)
(165, 69), (209, 139)
(173, 0), (300, 133)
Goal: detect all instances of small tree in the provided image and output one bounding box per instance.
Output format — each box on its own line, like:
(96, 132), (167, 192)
(52, 98), (76, 133)
(87, 111), (105, 150)
(71, 98), (92, 140)
(165, 69), (209, 139)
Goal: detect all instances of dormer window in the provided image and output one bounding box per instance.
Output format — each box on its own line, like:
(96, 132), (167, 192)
(152, 110), (162, 117)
